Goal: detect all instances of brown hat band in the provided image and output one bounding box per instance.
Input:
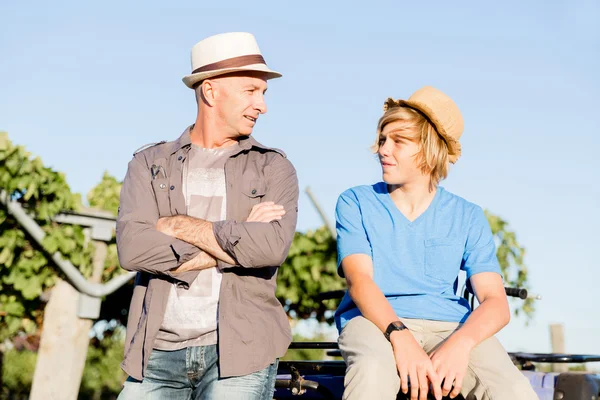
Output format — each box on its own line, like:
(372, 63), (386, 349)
(192, 54), (266, 74)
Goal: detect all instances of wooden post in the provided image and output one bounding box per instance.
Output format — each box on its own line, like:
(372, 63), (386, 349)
(30, 240), (107, 400)
(90, 241), (107, 283)
(550, 323), (568, 373)
(29, 279), (94, 400)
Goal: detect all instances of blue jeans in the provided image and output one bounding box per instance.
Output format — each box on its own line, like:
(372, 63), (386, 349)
(118, 344), (279, 400)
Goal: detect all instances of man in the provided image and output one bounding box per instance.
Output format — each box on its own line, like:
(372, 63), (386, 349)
(334, 87), (537, 400)
(116, 32), (298, 399)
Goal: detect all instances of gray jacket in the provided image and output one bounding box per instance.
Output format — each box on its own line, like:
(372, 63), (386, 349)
(117, 127), (298, 379)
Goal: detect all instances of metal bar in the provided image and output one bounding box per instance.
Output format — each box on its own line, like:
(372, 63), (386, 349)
(53, 212), (115, 241)
(0, 191), (135, 298)
(288, 342), (339, 349)
(278, 361), (347, 375)
(317, 290), (346, 301)
(305, 187), (336, 238)
(509, 352), (600, 363)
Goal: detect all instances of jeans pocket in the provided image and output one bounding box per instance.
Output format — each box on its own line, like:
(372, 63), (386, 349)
(144, 349), (184, 383)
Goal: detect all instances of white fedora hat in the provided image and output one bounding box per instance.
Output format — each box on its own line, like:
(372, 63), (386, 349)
(182, 32), (282, 89)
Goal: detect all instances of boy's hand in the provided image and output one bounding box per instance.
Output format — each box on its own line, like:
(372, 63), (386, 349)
(391, 330), (442, 400)
(429, 335), (474, 398)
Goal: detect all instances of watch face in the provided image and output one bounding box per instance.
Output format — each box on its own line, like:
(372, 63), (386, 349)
(392, 321), (403, 329)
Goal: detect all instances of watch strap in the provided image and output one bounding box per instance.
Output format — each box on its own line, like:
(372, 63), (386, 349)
(384, 320), (407, 341)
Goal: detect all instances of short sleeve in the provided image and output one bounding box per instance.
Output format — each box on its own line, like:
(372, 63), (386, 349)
(461, 206), (502, 280)
(335, 190), (372, 277)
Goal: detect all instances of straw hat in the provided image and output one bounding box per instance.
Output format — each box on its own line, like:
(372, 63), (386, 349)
(384, 86), (464, 163)
(182, 32), (282, 89)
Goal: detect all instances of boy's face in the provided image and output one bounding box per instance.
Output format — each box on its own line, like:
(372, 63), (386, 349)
(377, 121), (429, 186)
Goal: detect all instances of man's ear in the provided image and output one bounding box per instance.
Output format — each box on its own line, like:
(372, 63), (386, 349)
(201, 79), (217, 106)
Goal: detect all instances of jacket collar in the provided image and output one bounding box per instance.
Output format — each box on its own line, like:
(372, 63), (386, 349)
(170, 125), (286, 158)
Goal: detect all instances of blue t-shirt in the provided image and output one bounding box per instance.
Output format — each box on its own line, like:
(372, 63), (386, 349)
(334, 183), (501, 332)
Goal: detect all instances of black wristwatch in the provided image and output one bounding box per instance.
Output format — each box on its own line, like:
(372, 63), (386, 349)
(384, 321), (407, 341)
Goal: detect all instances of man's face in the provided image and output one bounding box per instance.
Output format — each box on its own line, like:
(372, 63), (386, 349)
(210, 72), (269, 137)
(378, 121), (427, 186)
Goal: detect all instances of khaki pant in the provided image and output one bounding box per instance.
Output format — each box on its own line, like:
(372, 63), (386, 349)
(338, 316), (538, 400)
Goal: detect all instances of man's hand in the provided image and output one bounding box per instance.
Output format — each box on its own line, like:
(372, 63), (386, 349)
(171, 251), (217, 274)
(429, 335), (474, 398)
(391, 330), (442, 400)
(246, 201), (285, 223)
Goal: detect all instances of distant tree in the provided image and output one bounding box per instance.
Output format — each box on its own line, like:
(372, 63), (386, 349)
(277, 227), (342, 324)
(0, 134), (128, 398)
(87, 172), (121, 217)
(0, 133), (92, 343)
(486, 211), (534, 317)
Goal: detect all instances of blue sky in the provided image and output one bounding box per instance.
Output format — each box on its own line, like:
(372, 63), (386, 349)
(2, 0), (599, 363)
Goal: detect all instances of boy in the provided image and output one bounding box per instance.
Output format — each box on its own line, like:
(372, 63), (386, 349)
(335, 87), (537, 400)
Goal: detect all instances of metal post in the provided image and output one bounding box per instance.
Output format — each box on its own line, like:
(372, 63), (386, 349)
(304, 187), (336, 238)
(0, 190), (135, 297)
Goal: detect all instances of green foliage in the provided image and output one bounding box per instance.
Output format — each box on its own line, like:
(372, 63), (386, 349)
(102, 238), (122, 283)
(0, 348), (36, 400)
(87, 172), (122, 217)
(0, 333), (127, 400)
(0, 134), (130, 398)
(485, 210), (534, 318)
(0, 134), (129, 343)
(79, 329), (127, 399)
(86, 172), (122, 283)
(0, 133), (91, 342)
(533, 363), (591, 373)
(276, 227), (344, 323)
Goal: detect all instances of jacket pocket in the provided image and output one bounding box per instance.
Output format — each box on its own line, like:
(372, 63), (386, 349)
(241, 178), (266, 218)
(151, 178), (171, 217)
(424, 238), (463, 283)
(242, 178), (266, 199)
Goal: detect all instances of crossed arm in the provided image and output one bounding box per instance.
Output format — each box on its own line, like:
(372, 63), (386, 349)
(156, 202), (286, 273)
(117, 153), (298, 283)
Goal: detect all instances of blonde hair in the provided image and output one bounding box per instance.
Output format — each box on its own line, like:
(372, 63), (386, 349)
(372, 106), (450, 188)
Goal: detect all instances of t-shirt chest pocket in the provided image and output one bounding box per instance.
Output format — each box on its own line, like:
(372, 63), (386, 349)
(151, 178), (171, 217)
(424, 238), (463, 283)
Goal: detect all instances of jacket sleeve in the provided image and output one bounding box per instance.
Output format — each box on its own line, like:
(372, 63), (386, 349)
(116, 154), (201, 285)
(212, 155), (299, 269)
